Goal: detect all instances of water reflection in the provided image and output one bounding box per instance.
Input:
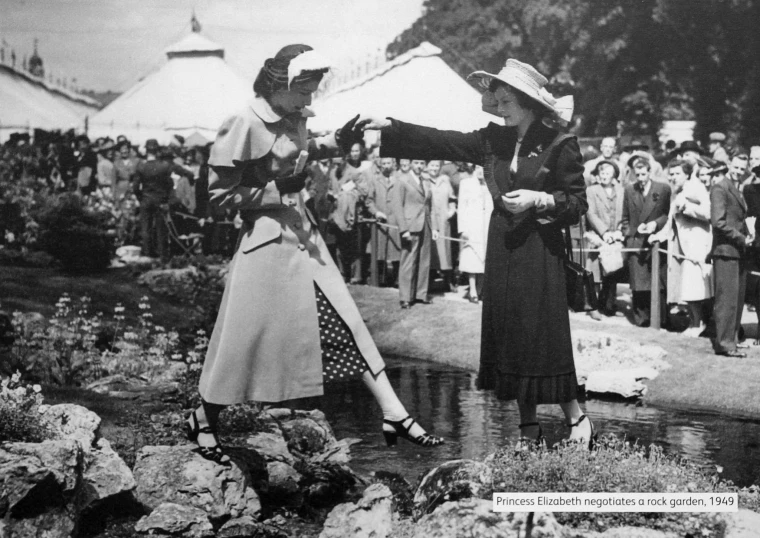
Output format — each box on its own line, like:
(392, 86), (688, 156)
(316, 357), (760, 487)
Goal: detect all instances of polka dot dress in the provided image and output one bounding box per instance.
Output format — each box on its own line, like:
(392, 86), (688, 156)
(315, 284), (369, 384)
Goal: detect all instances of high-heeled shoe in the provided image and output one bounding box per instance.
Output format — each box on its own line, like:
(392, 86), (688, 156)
(186, 410), (231, 466)
(382, 417), (444, 447)
(517, 421), (545, 448)
(568, 414), (597, 449)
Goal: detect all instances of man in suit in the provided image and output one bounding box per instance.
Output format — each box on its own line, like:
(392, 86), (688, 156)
(392, 158), (439, 308)
(622, 156), (672, 326)
(364, 156), (401, 286)
(710, 163), (751, 357)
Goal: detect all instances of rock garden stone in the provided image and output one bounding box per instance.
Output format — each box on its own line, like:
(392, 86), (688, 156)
(279, 417), (334, 456)
(412, 499), (561, 538)
(319, 483), (393, 538)
(247, 431), (296, 465)
(722, 508), (760, 538)
(1, 439), (82, 495)
(79, 437), (136, 511)
(1, 506), (77, 538)
(266, 461), (302, 503)
(134, 502), (214, 538)
(132, 444), (261, 522)
(413, 459), (493, 513)
(216, 515), (288, 538)
(40, 403), (101, 451)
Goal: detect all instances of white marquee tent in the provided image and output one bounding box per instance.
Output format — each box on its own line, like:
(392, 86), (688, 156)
(0, 63), (99, 143)
(310, 42), (495, 138)
(88, 31), (251, 146)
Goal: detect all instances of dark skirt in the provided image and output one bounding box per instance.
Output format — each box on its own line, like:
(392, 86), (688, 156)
(315, 284), (369, 383)
(477, 213), (578, 404)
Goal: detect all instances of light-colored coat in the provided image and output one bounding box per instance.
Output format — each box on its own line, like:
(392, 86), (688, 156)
(199, 97), (385, 405)
(457, 174), (492, 274)
(652, 179), (713, 302)
(429, 174), (456, 270)
(364, 168), (401, 262)
(585, 182), (625, 280)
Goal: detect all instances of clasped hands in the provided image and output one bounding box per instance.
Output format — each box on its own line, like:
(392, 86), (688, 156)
(501, 190), (546, 214)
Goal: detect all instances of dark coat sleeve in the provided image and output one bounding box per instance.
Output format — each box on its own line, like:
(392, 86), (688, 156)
(538, 137), (588, 228)
(711, 183), (746, 250)
(380, 119), (488, 165)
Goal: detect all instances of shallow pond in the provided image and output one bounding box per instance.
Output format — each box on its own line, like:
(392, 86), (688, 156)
(317, 357), (760, 488)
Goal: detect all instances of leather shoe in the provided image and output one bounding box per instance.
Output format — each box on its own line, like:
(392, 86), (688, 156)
(416, 297), (433, 305)
(716, 350), (747, 358)
(399, 301), (411, 309)
(587, 310), (603, 321)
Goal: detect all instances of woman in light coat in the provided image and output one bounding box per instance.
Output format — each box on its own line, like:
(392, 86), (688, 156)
(190, 45), (442, 465)
(457, 165), (492, 302)
(585, 160), (625, 316)
(651, 159), (712, 336)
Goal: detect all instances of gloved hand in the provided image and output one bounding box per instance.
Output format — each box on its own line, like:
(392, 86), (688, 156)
(336, 114), (368, 154)
(275, 171), (309, 194)
(502, 189), (542, 214)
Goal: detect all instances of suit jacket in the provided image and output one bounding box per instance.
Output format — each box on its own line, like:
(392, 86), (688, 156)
(622, 180), (672, 249)
(391, 170), (432, 235)
(710, 177), (748, 259)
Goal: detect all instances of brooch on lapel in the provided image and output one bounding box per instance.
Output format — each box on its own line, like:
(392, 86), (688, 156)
(652, 192), (660, 202)
(528, 144), (543, 159)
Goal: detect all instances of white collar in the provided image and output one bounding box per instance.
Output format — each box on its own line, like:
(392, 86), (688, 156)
(250, 96), (283, 124)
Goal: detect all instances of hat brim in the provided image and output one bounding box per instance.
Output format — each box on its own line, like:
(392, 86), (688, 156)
(593, 159), (620, 178)
(467, 71), (555, 112)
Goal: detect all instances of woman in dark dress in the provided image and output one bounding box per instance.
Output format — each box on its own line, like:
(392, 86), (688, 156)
(362, 59), (593, 445)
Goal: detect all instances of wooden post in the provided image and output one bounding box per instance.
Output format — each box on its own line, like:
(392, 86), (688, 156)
(370, 221), (379, 287)
(650, 242), (661, 330)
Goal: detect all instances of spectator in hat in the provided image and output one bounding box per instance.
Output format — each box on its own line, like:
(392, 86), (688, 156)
(583, 137), (619, 186)
(620, 139), (665, 186)
(585, 159), (625, 317)
(131, 139), (194, 260)
(650, 159), (713, 337)
(622, 155), (671, 326)
(709, 161), (750, 357)
(697, 156), (718, 189)
(709, 132), (730, 165)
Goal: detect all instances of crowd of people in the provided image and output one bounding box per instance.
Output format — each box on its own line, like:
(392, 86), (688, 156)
(0, 131), (238, 258)
(6, 125), (760, 361)
(576, 134), (760, 358)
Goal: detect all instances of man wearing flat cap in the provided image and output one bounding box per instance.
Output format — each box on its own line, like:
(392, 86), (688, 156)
(709, 132), (730, 165)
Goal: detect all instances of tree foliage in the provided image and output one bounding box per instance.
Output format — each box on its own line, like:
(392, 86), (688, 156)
(387, 0), (760, 145)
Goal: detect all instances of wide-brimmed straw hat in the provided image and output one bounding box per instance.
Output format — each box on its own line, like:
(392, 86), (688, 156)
(467, 59), (574, 127)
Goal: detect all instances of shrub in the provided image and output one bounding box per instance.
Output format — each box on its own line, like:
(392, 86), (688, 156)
(483, 435), (760, 536)
(0, 371), (51, 442)
(36, 193), (116, 273)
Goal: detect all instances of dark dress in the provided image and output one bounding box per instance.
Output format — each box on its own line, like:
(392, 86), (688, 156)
(742, 184), (760, 305)
(381, 119), (587, 404)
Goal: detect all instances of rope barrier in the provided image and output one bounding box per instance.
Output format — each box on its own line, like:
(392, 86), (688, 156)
(360, 218), (482, 245)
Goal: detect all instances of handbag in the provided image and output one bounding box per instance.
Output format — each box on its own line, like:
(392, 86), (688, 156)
(564, 220), (599, 312)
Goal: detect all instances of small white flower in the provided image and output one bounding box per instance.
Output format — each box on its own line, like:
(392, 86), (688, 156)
(32, 384), (42, 393)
